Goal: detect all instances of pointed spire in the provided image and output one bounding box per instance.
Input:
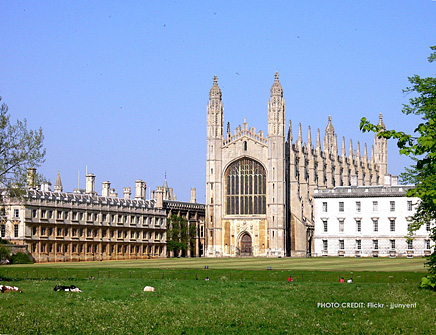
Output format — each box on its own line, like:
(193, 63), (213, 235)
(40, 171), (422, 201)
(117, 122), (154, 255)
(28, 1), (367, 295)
(270, 71), (283, 98)
(316, 128), (321, 154)
(325, 115), (335, 134)
(54, 171), (63, 192)
(288, 120), (293, 142)
(297, 123), (303, 149)
(349, 139), (353, 159)
(374, 113), (388, 176)
(209, 75), (222, 100)
(356, 141), (361, 162)
(333, 134), (338, 156)
(341, 136), (346, 159)
(371, 145), (375, 166)
(164, 172), (168, 189)
(323, 115), (336, 154)
(364, 143), (368, 163)
(377, 113), (385, 129)
(307, 126), (312, 148)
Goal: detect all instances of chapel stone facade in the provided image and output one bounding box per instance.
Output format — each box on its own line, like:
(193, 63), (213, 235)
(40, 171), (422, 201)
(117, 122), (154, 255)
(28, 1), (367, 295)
(205, 73), (388, 257)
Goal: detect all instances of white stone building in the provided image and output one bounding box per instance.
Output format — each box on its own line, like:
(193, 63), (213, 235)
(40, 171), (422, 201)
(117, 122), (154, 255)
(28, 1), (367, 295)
(313, 176), (432, 257)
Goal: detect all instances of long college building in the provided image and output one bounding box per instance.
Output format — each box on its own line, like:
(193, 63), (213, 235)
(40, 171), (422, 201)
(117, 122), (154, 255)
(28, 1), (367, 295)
(206, 73), (389, 257)
(1, 169), (167, 262)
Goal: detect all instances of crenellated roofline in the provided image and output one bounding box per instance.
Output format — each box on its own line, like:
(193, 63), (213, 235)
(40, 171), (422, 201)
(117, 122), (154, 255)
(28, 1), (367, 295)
(26, 189), (157, 209)
(223, 118), (267, 147)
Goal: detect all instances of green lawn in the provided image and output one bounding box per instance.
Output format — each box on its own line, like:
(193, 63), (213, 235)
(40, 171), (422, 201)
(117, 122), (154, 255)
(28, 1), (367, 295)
(0, 278), (434, 334)
(7, 256), (429, 271)
(0, 258), (433, 334)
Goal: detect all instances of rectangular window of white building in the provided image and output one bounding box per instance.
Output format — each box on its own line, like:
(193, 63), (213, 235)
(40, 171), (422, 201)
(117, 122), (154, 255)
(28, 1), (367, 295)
(407, 201), (413, 211)
(373, 219), (379, 232)
(390, 219), (395, 232)
(323, 220), (328, 233)
(373, 201), (378, 211)
(339, 219), (344, 232)
(356, 240), (361, 250)
(373, 240), (378, 250)
(426, 222), (431, 232)
(339, 240), (344, 250)
(390, 239), (395, 249)
(425, 239), (431, 250)
(323, 240), (328, 251)
(322, 202), (327, 212)
(0, 225), (5, 238)
(14, 224), (19, 238)
(390, 201), (395, 212)
(407, 240), (413, 250)
(356, 220), (361, 232)
(356, 201), (361, 213)
(339, 202), (344, 212)
(14, 209), (20, 218)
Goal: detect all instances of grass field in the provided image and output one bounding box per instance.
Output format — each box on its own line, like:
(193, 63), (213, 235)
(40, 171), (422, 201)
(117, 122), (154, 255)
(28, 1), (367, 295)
(1, 258), (434, 334)
(5, 256), (430, 271)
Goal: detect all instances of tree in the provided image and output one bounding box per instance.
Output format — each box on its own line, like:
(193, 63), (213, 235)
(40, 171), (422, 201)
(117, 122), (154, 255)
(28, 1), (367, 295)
(0, 245), (10, 263)
(0, 97), (46, 196)
(360, 46), (436, 275)
(166, 215), (197, 257)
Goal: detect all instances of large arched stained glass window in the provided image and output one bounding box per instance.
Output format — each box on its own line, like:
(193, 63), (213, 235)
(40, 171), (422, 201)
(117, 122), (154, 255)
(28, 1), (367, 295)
(225, 158), (266, 215)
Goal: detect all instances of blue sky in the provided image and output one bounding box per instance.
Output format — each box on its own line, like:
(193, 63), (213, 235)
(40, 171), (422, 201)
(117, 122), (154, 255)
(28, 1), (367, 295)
(1, 1), (435, 202)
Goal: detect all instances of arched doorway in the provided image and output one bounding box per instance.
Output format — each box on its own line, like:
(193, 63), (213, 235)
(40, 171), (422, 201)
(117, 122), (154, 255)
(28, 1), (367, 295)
(239, 233), (252, 256)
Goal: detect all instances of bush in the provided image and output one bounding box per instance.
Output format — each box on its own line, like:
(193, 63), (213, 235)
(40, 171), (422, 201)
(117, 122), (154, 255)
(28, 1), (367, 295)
(419, 275), (436, 291)
(9, 252), (33, 264)
(0, 245), (10, 262)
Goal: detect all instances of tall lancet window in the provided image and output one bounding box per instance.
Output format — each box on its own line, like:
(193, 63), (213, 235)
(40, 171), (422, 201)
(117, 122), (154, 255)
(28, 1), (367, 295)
(225, 158), (266, 215)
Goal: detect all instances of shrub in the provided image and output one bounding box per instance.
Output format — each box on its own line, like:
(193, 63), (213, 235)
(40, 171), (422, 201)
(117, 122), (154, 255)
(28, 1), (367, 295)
(0, 245), (10, 261)
(419, 275), (436, 291)
(9, 252), (33, 264)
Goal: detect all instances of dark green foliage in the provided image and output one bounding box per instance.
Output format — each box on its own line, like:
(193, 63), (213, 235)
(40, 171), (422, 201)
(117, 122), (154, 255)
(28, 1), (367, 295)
(361, 45), (436, 274)
(0, 245), (10, 261)
(9, 252), (33, 264)
(0, 237), (9, 244)
(166, 215), (197, 256)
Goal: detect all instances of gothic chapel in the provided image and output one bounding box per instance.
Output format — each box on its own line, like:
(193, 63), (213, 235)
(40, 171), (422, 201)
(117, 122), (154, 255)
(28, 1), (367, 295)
(206, 73), (388, 257)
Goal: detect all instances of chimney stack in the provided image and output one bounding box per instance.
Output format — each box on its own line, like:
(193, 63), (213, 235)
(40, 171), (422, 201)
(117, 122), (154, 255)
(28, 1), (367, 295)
(123, 187), (131, 199)
(156, 189), (164, 208)
(190, 188), (196, 203)
(102, 181), (111, 197)
(384, 174), (392, 187)
(86, 173), (96, 195)
(135, 180), (147, 199)
(40, 182), (51, 192)
(109, 188), (118, 198)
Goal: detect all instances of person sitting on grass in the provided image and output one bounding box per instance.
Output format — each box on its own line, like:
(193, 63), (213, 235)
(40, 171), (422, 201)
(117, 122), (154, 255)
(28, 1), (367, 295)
(347, 278), (353, 283)
(288, 275), (293, 283)
(340, 277), (344, 283)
